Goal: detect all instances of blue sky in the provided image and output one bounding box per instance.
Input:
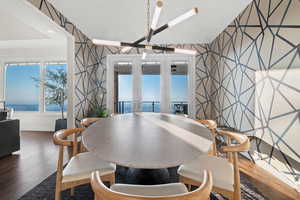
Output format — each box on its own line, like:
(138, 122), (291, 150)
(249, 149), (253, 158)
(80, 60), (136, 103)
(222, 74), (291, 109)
(6, 64), (40, 105)
(118, 74), (187, 102)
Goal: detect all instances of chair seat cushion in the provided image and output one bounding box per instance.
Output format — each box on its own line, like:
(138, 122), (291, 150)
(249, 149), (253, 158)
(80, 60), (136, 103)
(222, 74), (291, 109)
(63, 152), (116, 183)
(111, 183), (188, 197)
(178, 155), (234, 191)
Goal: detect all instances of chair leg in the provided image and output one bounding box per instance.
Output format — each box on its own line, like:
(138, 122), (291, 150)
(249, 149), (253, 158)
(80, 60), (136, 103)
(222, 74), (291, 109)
(55, 184), (61, 200)
(55, 173), (62, 200)
(234, 188), (241, 200)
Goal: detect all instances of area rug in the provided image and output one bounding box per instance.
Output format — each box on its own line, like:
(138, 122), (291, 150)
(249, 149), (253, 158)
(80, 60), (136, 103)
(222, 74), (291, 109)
(19, 167), (266, 200)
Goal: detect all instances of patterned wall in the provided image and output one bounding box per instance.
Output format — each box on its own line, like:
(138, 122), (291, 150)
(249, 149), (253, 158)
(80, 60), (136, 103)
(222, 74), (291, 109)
(28, 0), (300, 189)
(27, 0), (211, 124)
(209, 0), (300, 185)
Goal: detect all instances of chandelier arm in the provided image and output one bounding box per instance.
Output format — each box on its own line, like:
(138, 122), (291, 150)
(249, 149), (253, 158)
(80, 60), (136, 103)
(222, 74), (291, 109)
(132, 24), (168, 45)
(121, 8), (198, 53)
(121, 42), (196, 55)
(146, 0), (163, 42)
(92, 39), (197, 55)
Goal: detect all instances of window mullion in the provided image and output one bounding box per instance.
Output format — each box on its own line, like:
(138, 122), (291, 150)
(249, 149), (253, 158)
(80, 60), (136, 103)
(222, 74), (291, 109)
(40, 62), (45, 113)
(160, 59), (171, 113)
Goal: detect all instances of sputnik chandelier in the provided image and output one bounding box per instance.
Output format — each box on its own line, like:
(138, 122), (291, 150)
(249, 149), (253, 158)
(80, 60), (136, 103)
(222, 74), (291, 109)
(93, 0), (198, 55)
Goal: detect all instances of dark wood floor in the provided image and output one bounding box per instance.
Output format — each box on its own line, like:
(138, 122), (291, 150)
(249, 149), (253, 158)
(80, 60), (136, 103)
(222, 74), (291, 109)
(0, 131), (299, 200)
(0, 131), (60, 200)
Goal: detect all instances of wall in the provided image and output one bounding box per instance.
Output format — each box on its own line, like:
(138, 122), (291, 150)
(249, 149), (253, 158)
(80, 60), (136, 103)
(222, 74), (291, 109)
(0, 41), (67, 131)
(27, 0), (300, 190)
(209, 0), (300, 188)
(27, 0), (106, 126)
(28, 0), (212, 124)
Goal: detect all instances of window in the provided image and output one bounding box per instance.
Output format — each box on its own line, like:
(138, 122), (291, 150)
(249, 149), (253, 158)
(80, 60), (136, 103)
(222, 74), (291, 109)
(115, 62), (133, 113)
(45, 63), (67, 112)
(5, 62), (67, 113)
(171, 63), (188, 114)
(106, 54), (195, 118)
(5, 63), (40, 111)
(142, 62), (161, 112)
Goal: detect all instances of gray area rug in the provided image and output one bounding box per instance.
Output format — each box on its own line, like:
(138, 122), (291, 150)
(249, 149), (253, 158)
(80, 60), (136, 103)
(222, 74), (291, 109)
(19, 166), (266, 200)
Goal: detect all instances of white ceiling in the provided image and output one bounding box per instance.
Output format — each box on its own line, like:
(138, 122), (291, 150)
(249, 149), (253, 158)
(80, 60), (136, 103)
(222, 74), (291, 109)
(0, 9), (49, 41)
(0, 0), (67, 47)
(49, 0), (252, 44)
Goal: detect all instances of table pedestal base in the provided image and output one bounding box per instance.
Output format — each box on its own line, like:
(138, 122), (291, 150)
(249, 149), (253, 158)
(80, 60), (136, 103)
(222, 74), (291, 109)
(126, 168), (170, 185)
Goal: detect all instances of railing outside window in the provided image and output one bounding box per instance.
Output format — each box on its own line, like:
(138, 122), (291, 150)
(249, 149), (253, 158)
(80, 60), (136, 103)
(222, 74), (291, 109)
(115, 101), (188, 114)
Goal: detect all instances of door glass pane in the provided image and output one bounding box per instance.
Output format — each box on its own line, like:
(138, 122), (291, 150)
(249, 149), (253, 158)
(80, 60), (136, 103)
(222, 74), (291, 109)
(5, 63), (40, 111)
(45, 63), (68, 112)
(171, 62), (188, 115)
(115, 62), (133, 113)
(142, 62), (160, 112)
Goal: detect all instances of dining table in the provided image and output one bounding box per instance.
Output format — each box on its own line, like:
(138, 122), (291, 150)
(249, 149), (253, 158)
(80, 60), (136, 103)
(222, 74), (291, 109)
(82, 112), (213, 184)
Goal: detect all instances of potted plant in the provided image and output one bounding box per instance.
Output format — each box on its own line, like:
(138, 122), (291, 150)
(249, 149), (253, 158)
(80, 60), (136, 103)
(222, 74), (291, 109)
(32, 68), (67, 131)
(87, 105), (109, 118)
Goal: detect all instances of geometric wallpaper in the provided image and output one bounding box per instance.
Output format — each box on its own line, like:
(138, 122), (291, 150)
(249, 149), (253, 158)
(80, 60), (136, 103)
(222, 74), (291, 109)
(28, 0), (300, 189)
(209, 0), (300, 187)
(28, 0), (212, 125)
(254, 68), (300, 188)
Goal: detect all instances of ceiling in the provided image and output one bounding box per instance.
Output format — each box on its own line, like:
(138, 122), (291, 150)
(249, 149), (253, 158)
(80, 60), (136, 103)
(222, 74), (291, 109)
(0, 9), (48, 41)
(49, 0), (252, 44)
(0, 0), (66, 47)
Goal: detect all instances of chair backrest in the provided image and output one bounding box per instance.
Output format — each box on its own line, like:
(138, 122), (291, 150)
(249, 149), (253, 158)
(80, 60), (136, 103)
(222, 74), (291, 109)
(91, 170), (212, 200)
(197, 120), (218, 155)
(53, 128), (85, 182)
(80, 117), (103, 128)
(216, 130), (250, 199)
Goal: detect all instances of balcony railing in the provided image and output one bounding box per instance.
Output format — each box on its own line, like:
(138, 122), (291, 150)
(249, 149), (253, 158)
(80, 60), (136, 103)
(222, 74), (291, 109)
(115, 101), (188, 114)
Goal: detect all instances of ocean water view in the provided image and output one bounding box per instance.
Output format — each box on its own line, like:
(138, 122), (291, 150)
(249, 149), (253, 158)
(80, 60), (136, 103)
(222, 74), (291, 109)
(6, 104), (67, 112)
(6, 104), (39, 111)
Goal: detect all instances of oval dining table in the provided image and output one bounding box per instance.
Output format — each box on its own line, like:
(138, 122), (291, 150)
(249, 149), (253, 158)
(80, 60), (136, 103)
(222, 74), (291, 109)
(82, 112), (213, 184)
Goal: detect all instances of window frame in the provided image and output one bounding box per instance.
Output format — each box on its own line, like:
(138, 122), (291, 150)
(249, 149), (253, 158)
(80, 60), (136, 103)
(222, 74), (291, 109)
(3, 61), (67, 113)
(107, 54), (196, 119)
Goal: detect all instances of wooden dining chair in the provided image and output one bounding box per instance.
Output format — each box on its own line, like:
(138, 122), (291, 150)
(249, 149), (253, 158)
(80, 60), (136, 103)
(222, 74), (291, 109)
(80, 117), (103, 128)
(53, 128), (116, 200)
(197, 120), (218, 156)
(91, 170), (213, 200)
(178, 130), (250, 200)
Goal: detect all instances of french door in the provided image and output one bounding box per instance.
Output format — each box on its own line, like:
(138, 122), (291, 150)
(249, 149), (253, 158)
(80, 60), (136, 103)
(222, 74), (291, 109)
(106, 54), (196, 118)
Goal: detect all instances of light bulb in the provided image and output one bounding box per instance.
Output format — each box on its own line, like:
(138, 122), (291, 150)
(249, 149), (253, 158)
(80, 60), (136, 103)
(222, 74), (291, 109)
(92, 39), (121, 47)
(151, 0), (163, 29)
(168, 8), (198, 28)
(174, 48), (197, 55)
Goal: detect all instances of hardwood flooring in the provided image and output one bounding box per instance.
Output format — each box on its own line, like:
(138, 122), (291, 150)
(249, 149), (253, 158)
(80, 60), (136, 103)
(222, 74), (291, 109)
(0, 131), (60, 200)
(0, 131), (299, 200)
(239, 158), (300, 200)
